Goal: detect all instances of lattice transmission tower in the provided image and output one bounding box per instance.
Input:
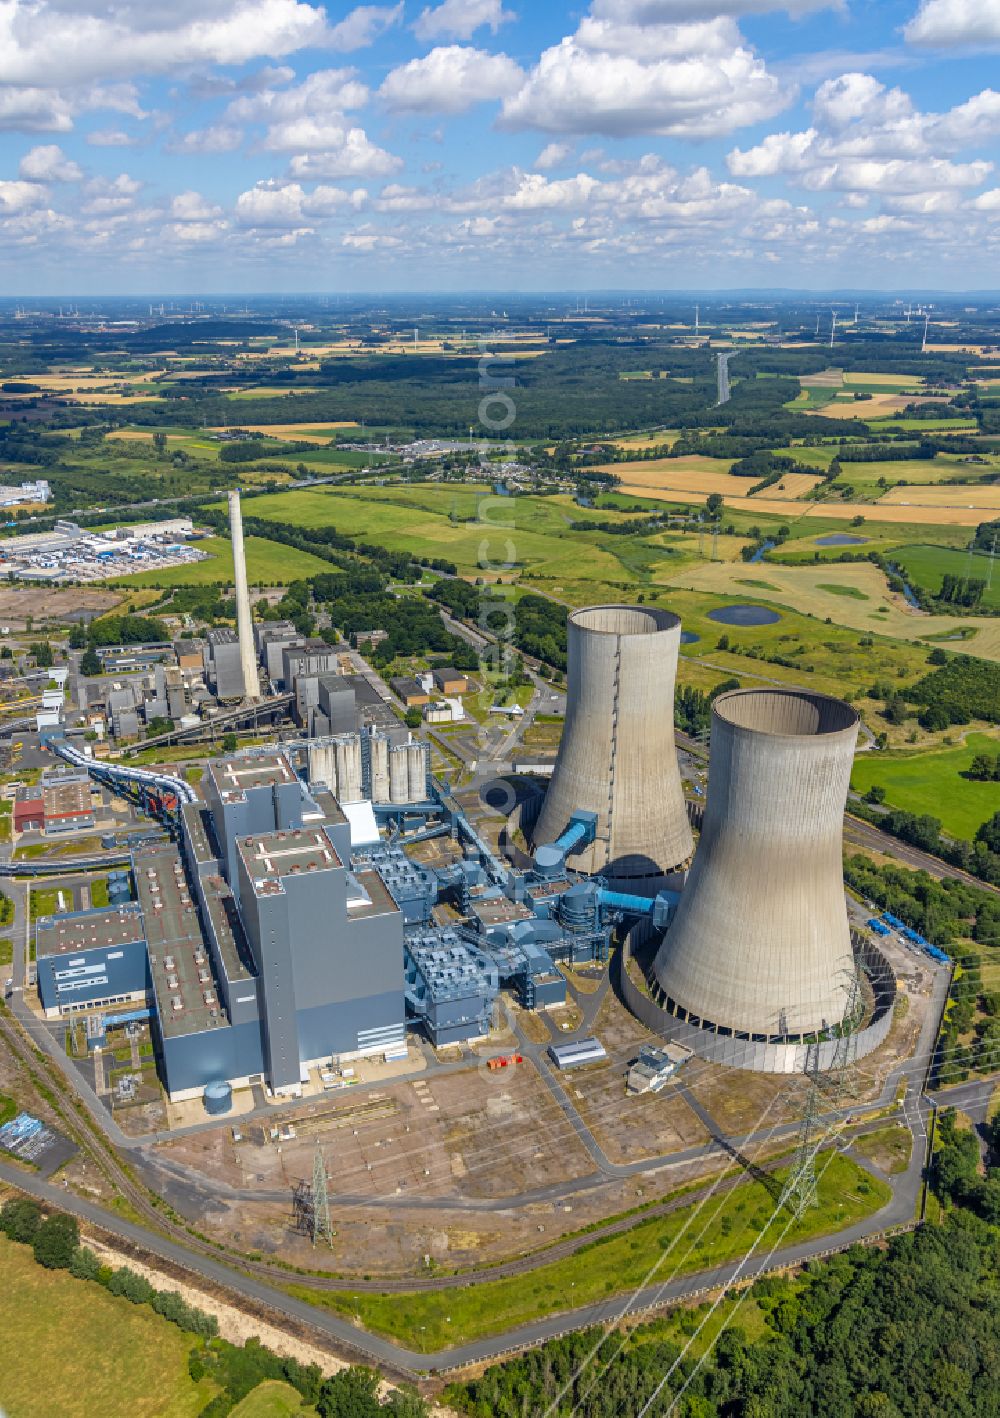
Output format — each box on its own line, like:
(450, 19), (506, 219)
(781, 961), (864, 1215)
(311, 1143), (335, 1247)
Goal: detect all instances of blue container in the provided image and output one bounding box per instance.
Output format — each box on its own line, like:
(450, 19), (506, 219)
(203, 1080), (233, 1116)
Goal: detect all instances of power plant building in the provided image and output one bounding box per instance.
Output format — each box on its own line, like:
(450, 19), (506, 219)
(533, 605), (693, 879)
(36, 749), (406, 1100)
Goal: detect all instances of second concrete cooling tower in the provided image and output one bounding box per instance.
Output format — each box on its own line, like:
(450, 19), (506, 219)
(652, 688), (859, 1041)
(533, 605), (693, 878)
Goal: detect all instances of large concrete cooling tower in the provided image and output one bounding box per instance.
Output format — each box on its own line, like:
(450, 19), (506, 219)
(652, 688), (859, 1040)
(533, 605), (693, 878)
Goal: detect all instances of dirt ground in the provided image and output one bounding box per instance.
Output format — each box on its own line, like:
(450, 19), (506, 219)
(552, 987), (709, 1164)
(0, 586), (121, 626)
(160, 1060), (597, 1206)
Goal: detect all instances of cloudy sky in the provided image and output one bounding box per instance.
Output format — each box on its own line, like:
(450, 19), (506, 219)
(1, 0), (1000, 292)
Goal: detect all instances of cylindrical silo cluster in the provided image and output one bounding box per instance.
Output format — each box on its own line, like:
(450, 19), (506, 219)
(308, 735), (363, 803)
(652, 689), (859, 1044)
(533, 605), (693, 879)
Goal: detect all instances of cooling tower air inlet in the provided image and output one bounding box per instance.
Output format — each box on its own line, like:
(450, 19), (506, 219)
(532, 604), (693, 879)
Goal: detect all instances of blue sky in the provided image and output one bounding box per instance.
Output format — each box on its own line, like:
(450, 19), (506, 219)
(1, 0), (1000, 292)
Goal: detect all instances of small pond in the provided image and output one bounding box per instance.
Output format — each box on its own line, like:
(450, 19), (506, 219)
(815, 534), (868, 547)
(680, 630), (700, 644)
(707, 605), (782, 627)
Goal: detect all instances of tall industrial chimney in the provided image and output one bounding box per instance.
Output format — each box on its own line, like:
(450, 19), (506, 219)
(228, 490), (259, 701)
(652, 688), (858, 1041)
(533, 605), (693, 879)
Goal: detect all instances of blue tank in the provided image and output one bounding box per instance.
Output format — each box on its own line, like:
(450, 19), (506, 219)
(203, 1080), (233, 1116)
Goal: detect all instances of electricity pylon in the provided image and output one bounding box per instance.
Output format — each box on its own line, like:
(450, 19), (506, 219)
(311, 1144), (334, 1247)
(781, 962), (864, 1215)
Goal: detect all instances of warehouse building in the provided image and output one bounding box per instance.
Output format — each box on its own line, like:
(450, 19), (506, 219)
(36, 904), (149, 1018)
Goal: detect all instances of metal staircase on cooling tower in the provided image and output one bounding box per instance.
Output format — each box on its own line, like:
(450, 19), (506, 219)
(780, 962), (864, 1215)
(603, 639), (622, 871)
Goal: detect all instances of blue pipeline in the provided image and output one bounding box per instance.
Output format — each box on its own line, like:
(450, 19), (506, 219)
(597, 889), (663, 916)
(555, 820), (588, 853)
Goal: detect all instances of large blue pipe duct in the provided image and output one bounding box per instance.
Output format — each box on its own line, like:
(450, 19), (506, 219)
(597, 888), (680, 931)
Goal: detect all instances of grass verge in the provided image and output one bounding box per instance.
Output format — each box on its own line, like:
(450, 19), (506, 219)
(286, 1152), (889, 1352)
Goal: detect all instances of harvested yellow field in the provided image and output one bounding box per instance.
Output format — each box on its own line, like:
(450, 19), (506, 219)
(604, 457), (823, 502)
(879, 483), (1000, 511)
(843, 373), (917, 388)
(608, 432), (679, 450)
(801, 370), (843, 388)
(812, 393), (912, 418)
(106, 430), (187, 443)
(760, 472), (824, 499)
(210, 421), (358, 441)
(746, 497), (987, 527)
(667, 559), (1000, 663)
(24, 370), (166, 390)
(931, 344), (998, 354)
(71, 392), (165, 404)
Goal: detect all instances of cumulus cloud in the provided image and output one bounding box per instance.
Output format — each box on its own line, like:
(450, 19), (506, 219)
(0, 1), (332, 87)
(170, 190), (223, 221)
(534, 141), (572, 169)
(500, 17), (787, 137)
(168, 123), (244, 153)
(0, 179), (47, 214)
(728, 73), (1000, 195)
(234, 179), (367, 227)
(18, 144), (82, 181)
(380, 45), (523, 113)
(328, 2), (404, 50)
(592, 0), (836, 17)
(286, 127), (402, 178)
(905, 0), (1000, 46)
(87, 127), (139, 146)
(226, 68), (369, 123)
(413, 0), (515, 41)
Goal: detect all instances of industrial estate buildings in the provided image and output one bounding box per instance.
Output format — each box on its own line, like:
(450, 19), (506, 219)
(0, 517), (205, 582)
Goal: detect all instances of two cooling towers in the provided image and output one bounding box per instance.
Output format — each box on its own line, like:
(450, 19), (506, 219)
(533, 604), (859, 1056)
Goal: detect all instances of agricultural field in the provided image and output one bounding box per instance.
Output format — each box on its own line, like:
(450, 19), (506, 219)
(849, 732), (1000, 840)
(110, 535), (332, 587)
(210, 421), (359, 441)
(879, 482), (1000, 512)
(891, 543), (1000, 609)
(593, 455), (824, 502)
(246, 482), (702, 595)
(0, 1235), (217, 1417)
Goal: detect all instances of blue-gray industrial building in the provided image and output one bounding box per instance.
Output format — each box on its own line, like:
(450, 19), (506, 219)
(36, 749), (406, 1102)
(35, 737), (678, 1103)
